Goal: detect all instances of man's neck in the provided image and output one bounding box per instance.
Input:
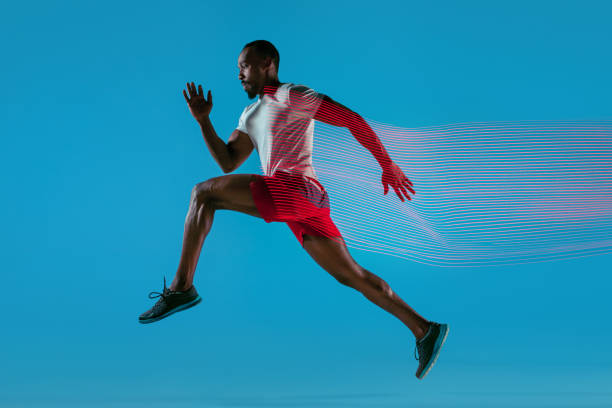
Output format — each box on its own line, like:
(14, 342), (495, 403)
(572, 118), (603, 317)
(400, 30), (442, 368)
(259, 79), (283, 99)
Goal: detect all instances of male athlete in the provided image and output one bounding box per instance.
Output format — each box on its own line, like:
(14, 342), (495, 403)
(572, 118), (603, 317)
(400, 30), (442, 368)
(139, 40), (449, 379)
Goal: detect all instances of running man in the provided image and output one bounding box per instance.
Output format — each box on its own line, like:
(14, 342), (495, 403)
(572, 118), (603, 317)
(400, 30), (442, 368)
(139, 40), (449, 379)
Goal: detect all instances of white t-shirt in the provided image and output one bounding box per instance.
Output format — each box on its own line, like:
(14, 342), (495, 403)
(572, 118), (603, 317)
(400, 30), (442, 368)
(236, 82), (324, 181)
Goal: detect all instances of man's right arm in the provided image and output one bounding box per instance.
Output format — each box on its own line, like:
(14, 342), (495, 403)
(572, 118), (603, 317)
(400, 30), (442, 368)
(197, 116), (234, 173)
(226, 128), (254, 173)
(198, 117), (254, 173)
(183, 82), (253, 173)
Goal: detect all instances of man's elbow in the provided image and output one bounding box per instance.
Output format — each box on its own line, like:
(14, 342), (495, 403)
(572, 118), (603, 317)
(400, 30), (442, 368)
(221, 147), (236, 173)
(345, 112), (367, 132)
(222, 163), (235, 174)
(220, 157), (235, 174)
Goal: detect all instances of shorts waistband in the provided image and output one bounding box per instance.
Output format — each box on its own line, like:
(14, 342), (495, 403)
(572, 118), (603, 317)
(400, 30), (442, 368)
(273, 170), (325, 193)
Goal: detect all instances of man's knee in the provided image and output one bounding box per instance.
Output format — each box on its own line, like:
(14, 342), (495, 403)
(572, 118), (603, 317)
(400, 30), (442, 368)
(359, 269), (393, 297)
(191, 179), (217, 207)
(335, 267), (392, 297)
(333, 265), (368, 288)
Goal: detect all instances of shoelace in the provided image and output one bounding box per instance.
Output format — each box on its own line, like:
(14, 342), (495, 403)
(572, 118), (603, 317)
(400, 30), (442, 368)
(148, 277), (170, 300)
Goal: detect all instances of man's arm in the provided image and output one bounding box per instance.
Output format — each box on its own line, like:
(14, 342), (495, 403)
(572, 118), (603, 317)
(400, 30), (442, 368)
(195, 116), (235, 174)
(312, 94), (415, 201)
(226, 129), (254, 173)
(196, 120), (254, 174)
(184, 82), (254, 173)
(313, 95), (392, 170)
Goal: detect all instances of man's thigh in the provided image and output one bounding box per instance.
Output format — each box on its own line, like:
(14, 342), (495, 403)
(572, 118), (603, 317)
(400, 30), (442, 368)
(195, 173), (263, 219)
(302, 234), (365, 284)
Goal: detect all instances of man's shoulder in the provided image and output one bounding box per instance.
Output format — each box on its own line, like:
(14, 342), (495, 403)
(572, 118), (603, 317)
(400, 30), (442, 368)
(283, 82), (315, 93)
(283, 82), (322, 105)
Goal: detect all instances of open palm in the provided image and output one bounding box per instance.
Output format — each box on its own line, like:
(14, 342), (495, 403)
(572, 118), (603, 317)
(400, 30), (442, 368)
(182, 82), (212, 123)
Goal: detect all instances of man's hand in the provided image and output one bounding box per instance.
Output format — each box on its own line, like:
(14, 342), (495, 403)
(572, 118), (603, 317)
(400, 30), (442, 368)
(183, 82), (212, 123)
(382, 162), (416, 202)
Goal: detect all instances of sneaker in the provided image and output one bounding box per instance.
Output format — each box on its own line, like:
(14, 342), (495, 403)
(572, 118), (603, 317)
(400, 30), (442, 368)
(414, 321), (449, 379)
(138, 277), (202, 324)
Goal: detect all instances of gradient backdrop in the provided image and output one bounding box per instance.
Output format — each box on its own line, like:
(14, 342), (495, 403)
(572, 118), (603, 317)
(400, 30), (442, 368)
(2, 1), (611, 407)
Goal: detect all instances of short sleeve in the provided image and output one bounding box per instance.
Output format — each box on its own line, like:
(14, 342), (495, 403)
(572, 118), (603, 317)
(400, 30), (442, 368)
(287, 84), (324, 120)
(236, 106), (248, 133)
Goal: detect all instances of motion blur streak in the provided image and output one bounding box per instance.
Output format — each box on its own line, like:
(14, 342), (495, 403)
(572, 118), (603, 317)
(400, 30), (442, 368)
(307, 120), (612, 267)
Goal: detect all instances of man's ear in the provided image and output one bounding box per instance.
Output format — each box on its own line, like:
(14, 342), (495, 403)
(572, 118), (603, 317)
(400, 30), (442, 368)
(262, 56), (272, 70)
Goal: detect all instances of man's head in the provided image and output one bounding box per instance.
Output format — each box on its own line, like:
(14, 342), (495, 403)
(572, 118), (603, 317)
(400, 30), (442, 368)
(238, 40), (280, 99)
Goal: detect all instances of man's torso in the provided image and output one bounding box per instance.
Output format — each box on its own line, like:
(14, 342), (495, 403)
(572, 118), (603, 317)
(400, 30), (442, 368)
(236, 82), (323, 185)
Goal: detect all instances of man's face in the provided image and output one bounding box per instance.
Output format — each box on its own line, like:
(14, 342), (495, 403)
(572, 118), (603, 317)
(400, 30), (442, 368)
(237, 47), (266, 99)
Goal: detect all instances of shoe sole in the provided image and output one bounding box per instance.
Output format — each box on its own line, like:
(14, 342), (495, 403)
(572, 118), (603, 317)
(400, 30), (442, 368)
(417, 323), (449, 380)
(138, 296), (202, 324)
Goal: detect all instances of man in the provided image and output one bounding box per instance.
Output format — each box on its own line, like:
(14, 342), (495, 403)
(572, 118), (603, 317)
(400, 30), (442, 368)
(139, 40), (449, 379)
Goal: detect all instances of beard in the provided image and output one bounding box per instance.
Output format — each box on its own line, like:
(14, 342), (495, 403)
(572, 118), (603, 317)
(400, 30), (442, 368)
(243, 82), (258, 99)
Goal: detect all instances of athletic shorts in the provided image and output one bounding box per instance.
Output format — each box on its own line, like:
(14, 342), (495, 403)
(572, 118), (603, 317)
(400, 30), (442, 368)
(249, 169), (344, 247)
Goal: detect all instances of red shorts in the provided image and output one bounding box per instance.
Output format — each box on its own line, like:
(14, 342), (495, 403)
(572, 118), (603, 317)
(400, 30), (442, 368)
(249, 169), (344, 247)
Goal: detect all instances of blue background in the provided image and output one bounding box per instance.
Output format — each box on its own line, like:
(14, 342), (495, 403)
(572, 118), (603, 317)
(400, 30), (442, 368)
(1, 1), (611, 407)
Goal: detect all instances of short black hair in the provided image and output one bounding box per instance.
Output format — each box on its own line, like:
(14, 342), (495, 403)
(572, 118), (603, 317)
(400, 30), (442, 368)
(243, 40), (280, 71)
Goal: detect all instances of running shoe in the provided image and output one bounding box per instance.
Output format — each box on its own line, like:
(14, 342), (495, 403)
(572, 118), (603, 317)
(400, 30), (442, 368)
(138, 277), (202, 324)
(414, 321), (449, 379)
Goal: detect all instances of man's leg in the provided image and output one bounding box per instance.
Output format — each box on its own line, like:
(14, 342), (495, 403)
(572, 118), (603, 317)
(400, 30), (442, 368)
(170, 173), (263, 291)
(302, 234), (431, 340)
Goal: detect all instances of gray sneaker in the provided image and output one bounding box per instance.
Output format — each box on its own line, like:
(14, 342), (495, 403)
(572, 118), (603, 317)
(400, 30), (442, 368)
(414, 322), (449, 379)
(138, 277), (202, 324)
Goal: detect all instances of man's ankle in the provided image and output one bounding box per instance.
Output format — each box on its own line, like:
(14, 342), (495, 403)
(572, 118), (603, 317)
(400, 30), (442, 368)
(169, 281), (192, 292)
(416, 321), (432, 341)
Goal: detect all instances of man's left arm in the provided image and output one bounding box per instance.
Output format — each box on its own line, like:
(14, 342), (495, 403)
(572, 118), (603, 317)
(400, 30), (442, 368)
(313, 94), (415, 201)
(314, 95), (393, 170)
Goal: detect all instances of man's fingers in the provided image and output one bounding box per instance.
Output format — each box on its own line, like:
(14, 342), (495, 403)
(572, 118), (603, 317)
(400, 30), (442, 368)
(402, 178), (415, 194)
(393, 186), (405, 202)
(405, 183), (415, 195)
(182, 89), (190, 103)
(186, 82), (209, 100)
(402, 183), (415, 199)
(398, 185), (408, 201)
(400, 185), (412, 201)
(208, 89), (212, 104)
(186, 82), (193, 98)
